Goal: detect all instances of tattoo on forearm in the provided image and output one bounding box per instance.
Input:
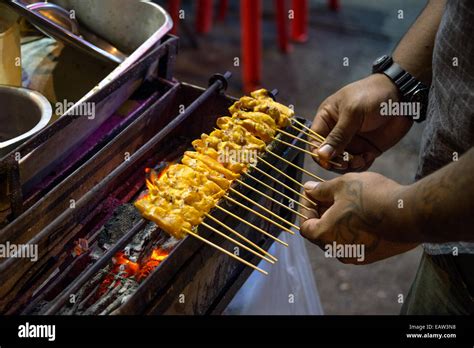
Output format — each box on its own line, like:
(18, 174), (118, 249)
(412, 149), (474, 242)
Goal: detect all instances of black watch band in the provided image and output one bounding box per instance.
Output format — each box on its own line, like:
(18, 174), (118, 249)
(384, 63), (419, 99)
(372, 55), (429, 122)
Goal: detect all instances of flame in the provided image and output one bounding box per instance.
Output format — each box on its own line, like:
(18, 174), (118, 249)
(144, 163), (173, 194)
(146, 178), (157, 192)
(150, 248), (168, 262)
(136, 248), (169, 282)
(156, 162), (173, 180)
(96, 162), (174, 298)
(98, 247), (169, 296)
(113, 252), (140, 276)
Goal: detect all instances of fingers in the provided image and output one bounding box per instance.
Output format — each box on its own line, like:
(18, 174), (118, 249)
(318, 108), (362, 161)
(298, 196), (319, 226)
(312, 100), (363, 171)
(303, 180), (338, 203)
(300, 217), (324, 246)
(311, 102), (333, 138)
(299, 205), (337, 244)
(300, 180), (339, 241)
(311, 102), (337, 169)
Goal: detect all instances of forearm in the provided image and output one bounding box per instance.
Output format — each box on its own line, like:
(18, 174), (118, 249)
(392, 0), (446, 85)
(397, 148), (474, 243)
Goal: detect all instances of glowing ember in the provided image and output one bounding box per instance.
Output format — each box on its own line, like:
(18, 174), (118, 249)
(98, 247), (169, 296)
(137, 248), (169, 281)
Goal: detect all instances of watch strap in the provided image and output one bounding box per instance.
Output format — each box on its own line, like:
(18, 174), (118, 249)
(383, 63), (420, 100)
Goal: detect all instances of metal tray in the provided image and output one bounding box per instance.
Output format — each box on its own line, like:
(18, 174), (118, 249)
(0, 0), (174, 218)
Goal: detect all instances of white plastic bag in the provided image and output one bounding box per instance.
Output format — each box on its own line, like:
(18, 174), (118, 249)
(224, 230), (323, 315)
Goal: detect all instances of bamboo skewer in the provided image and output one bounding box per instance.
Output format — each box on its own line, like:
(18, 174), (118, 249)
(265, 150), (326, 182)
(226, 192), (297, 234)
(256, 157), (308, 189)
(200, 222), (275, 264)
(291, 118), (354, 161)
(274, 131), (342, 168)
(243, 171), (313, 211)
(277, 128), (317, 148)
(291, 118), (326, 142)
(291, 124), (325, 144)
(235, 179), (309, 219)
(228, 187), (299, 232)
(272, 137), (343, 168)
(245, 167), (318, 209)
(215, 205), (288, 247)
(223, 195), (296, 236)
(204, 213), (278, 262)
(183, 228), (268, 275)
(255, 155), (323, 210)
(290, 124), (349, 162)
(215, 205), (289, 247)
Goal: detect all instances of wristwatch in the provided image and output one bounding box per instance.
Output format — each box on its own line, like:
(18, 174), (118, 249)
(372, 55), (429, 122)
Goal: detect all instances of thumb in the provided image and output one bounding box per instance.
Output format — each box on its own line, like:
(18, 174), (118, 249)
(300, 218), (323, 244)
(317, 109), (361, 160)
(303, 180), (338, 203)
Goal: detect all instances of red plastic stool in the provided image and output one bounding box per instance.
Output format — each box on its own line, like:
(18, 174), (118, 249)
(168, 0), (181, 35)
(290, 0), (308, 42)
(241, 0), (262, 93)
(196, 0), (214, 34)
(275, 0), (291, 53)
(328, 0), (340, 11)
(217, 0), (229, 22)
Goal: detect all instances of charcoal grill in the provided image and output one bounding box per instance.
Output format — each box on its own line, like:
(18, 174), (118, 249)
(0, 33), (309, 316)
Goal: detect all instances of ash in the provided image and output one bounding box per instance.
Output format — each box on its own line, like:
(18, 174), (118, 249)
(54, 204), (179, 315)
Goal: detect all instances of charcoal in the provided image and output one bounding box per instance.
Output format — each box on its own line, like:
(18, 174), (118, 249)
(98, 204), (142, 247)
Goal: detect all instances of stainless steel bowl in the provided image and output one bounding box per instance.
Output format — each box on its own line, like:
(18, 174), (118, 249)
(0, 85), (52, 159)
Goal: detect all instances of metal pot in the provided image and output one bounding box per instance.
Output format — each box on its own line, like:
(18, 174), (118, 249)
(0, 85), (52, 158)
(0, 85), (51, 212)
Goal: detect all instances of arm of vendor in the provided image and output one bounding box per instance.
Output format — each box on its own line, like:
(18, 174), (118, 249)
(301, 0), (474, 264)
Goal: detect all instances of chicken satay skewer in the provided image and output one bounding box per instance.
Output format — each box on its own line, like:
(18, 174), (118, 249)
(204, 213), (278, 262)
(200, 222), (275, 264)
(214, 205), (289, 247)
(183, 228), (268, 275)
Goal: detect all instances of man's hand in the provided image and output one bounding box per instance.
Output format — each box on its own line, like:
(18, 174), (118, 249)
(311, 74), (413, 172)
(300, 172), (418, 264)
(310, 0), (447, 172)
